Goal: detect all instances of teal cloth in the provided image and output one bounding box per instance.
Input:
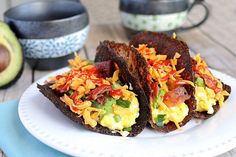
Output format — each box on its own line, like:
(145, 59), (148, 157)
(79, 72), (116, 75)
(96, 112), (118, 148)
(0, 100), (70, 157)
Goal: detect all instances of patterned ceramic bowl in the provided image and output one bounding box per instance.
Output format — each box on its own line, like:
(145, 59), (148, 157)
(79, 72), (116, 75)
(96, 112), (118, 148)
(4, 0), (89, 70)
(120, 0), (209, 37)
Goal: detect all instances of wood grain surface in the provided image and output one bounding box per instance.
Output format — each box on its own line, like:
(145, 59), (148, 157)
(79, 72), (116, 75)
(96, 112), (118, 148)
(1, 0), (236, 157)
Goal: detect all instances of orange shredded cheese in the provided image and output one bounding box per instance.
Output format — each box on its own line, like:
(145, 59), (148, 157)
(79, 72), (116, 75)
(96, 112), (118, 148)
(136, 44), (193, 88)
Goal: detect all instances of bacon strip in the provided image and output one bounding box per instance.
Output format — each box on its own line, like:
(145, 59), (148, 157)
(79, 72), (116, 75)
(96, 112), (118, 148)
(163, 87), (190, 108)
(87, 85), (113, 101)
(95, 60), (115, 78)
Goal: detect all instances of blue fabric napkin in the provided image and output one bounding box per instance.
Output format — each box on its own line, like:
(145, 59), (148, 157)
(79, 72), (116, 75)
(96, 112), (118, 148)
(0, 100), (70, 157)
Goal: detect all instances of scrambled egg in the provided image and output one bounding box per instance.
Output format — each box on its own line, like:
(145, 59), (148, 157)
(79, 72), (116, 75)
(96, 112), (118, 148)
(99, 95), (139, 135)
(195, 86), (216, 114)
(193, 54), (230, 113)
(151, 103), (189, 128)
(98, 71), (140, 136)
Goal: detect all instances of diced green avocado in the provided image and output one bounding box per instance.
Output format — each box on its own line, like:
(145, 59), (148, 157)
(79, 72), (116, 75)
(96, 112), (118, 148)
(98, 97), (116, 120)
(153, 89), (166, 109)
(0, 21), (23, 88)
(102, 97), (116, 114)
(195, 77), (205, 87)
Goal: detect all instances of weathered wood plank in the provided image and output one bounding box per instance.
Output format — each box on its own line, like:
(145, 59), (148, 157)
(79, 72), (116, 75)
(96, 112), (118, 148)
(80, 0), (120, 25)
(201, 0), (236, 54)
(0, 0), (10, 20)
(110, 24), (129, 43)
(84, 24), (122, 60)
(186, 0), (236, 55)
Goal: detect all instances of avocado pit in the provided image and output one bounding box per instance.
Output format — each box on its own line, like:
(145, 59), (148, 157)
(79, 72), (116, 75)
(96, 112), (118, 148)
(0, 44), (10, 72)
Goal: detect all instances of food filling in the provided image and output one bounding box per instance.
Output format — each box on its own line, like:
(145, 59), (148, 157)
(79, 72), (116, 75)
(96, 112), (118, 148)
(193, 54), (229, 114)
(136, 44), (193, 128)
(48, 54), (139, 136)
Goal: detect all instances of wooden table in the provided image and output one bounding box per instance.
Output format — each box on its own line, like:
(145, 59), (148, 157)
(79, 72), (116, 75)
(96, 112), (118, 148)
(1, 1), (236, 156)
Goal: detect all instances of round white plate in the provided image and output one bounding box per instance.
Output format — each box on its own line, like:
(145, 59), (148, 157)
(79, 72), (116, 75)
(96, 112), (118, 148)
(19, 68), (236, 157)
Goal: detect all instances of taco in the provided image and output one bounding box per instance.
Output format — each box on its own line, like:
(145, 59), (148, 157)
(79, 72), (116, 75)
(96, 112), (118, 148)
(38, 53), (149, 137)
(129, 32), (196, 132)
(192, 54), (231, 119)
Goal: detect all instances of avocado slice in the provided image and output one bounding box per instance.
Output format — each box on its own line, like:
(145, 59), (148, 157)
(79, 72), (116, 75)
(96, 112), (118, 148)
(0, 21), (23, 88)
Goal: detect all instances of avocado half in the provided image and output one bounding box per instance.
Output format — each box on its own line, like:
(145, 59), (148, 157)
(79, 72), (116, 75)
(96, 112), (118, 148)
(0, 21), (23, 88)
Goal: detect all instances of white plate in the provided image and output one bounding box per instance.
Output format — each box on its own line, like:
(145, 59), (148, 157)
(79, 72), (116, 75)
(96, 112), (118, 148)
(19, 68), (236, 157)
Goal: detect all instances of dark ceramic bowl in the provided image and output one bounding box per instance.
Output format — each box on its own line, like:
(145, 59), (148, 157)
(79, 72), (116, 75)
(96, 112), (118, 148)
(4, 0), (89, 70)
(120, 0), (209, 37)
(120, 0), (188, 15)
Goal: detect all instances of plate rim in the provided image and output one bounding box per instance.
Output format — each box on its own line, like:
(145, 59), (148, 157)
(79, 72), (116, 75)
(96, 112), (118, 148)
(18, 68), (236, 157)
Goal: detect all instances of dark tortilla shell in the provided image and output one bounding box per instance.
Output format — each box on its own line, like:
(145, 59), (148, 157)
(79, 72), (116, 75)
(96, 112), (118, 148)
(37, 41), (150, 137)
(129, 32), (196, 132)
(95, 40), (150, 136)
(38, 84), (121, 136)
(193, 82), (231, 119)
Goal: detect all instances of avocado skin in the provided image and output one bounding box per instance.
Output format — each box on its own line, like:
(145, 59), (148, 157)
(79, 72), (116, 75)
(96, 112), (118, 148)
(0, 63), (24, 89)
(0, 21), (24, 88)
